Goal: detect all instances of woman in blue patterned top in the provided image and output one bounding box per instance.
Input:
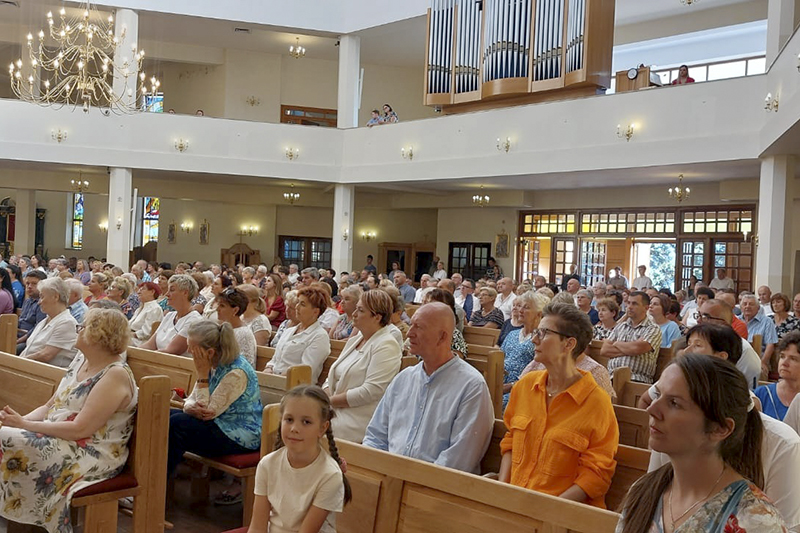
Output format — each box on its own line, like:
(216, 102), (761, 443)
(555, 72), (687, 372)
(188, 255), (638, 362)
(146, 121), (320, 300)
(167, 320), (263, 479)
(500, 291), (547, 409)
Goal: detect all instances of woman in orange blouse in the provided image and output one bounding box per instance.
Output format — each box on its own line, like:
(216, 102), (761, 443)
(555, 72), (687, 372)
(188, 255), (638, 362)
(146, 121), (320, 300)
(499, 301), (618, 508)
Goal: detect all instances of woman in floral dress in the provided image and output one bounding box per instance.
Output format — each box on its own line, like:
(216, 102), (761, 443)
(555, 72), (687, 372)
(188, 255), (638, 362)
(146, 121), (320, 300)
(0, 308), (137, 533)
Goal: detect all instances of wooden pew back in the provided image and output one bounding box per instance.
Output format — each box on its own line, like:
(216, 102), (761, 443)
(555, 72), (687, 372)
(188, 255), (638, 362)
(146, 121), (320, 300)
(257, 366), (313, 405)
(587, 339), (609, 369)
(752, 333), (763, 359)
(336, 440), (620, 533)
(614, 404), (650, 449)
(0, 313), (18, 354)
(463, 326), (501, 347)
(613, 369), (651, 408)
(0, 350), (65, 414)
(405, 304), (420, 317)
(127, 346), (198, 394)
(465, 343), (505, 419)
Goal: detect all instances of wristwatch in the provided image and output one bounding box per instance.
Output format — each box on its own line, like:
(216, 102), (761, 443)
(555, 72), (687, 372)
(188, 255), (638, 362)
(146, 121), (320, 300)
(196, 378), (209, 384)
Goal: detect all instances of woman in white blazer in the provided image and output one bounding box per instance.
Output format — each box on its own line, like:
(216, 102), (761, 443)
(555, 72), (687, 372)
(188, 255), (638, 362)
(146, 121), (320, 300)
(323, 290), (402, 443)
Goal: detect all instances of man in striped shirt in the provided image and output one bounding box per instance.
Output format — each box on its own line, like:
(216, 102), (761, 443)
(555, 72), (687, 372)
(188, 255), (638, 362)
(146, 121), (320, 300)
(601, 291), (662, 383)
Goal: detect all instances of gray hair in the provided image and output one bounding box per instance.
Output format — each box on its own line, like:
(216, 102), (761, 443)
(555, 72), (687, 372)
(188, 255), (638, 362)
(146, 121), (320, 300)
(552, 291), (577, 306)
(577, 289), (593, 300)
(593, 281), (607, 291)
(65, 278), (85, 298)
(284, 289), (299, 306)
(39, 277), (70, 305)
(168, 273), (199, 300)
(516, 290), (548, 313)
(341, 284), (363, 300)
(242, 266), (256, 277)
(257, 265), (268, 274)
(740, 292), (757, 304)
(301, 267), (319, 280)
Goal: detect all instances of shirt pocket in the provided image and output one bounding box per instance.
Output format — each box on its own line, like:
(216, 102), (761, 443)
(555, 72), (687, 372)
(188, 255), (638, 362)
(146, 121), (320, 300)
(539, 429), (589, 477)
(508, 415), (532, 464)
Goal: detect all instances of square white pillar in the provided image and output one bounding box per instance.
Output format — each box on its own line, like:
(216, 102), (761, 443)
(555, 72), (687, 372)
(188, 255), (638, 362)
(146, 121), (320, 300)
(756, 155), (795, 291)
(14, 190), (36, 256)
(113, 9), (139, 108)
(767, 0), (797, 63)
(107, 167), (133, 267)
(331, 184), (355, 275)
(337, 35), (361, 129)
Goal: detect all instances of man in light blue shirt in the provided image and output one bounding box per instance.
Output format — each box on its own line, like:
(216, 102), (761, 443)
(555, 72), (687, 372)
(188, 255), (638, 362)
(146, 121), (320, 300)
(363, 302), (494, 474)
(741, 292), (779, 376)
(394, 271), (417, 304)
(66, 279), (88, 324)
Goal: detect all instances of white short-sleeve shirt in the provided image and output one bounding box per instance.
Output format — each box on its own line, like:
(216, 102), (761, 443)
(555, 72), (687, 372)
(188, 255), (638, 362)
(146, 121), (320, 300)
(254, 446), (344, 533)
(154, 310), (202, 356)
(21, 309), (78, 368)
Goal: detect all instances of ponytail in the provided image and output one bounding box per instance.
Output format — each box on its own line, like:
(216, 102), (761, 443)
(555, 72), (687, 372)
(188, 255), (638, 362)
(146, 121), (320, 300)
(725, 407), (764, 489)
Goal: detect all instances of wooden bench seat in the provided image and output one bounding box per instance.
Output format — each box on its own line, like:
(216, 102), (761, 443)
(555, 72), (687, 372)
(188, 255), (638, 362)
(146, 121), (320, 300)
(0, 351), (170, 533)
(612, 367), (651, 408)
(463, 325), (501, 347)
(0, 313), (18, 353)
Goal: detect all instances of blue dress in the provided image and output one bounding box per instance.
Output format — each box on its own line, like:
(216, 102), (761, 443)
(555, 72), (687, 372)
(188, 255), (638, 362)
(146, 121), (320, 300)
(501, 330), (535, 410)
(755, 382), (790, 421)
(658, 320), (681, 348)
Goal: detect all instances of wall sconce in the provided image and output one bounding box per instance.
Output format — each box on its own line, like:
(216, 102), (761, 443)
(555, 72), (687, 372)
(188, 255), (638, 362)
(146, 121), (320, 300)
(361, 231), (377, 242)
(116, 217), (123, 230)
(616, 123), (636, 142)
(743, 230), (759, 246)
(245, 96), (261, 107)
(796, 52), (800, 72)
(174, 138), (190, 152)
(180, 221), (193, 233)
(764, 93), (779, 112)
(342, 229), (349, 241)
(401, 146), (413, 160)
(237, 225), (259, 237)
(52, 129), (67, 143)
(285, 147), (299, 161)
(98, 221), (108, 233)
(496, 137), (511, 152)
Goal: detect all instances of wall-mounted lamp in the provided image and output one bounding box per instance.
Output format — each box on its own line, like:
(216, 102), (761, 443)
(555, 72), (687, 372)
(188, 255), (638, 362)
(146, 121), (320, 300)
(342, 228), (349, 241)
(115, 217), (122, 230)
(796, 52), (800, 72)
(764, 93), (779, 112)
(174, 138), (190, 152)
(743, 230), (759, 246)
(237, 225), (259, 237)
(401, 146), (413, 161)
(361, 231), (377, 242)
(245, 96), (261, 107)
(616, 123), (636, 142)
(496, 137), (511, 152)
(180, 221), (193, 233)
(98, 221), (108, 233)
(52, 129), (67, 143)
(285, 147), (299, 161)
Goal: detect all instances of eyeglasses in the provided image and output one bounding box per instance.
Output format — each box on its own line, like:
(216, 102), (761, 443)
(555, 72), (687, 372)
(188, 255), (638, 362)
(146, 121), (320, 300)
(696, 313), (726, 323)
(531, 327), (572, 341)
(75, 324), (85, 334)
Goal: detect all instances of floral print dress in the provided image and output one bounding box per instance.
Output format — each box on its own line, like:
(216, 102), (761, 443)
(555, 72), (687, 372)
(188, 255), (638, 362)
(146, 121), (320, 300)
(0, 354), (137, 533)
(501, 329), (535, 410)
(616, 480), (787, 533)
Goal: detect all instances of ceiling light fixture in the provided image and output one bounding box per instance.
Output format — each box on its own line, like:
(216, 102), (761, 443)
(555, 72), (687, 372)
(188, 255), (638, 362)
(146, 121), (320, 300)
(668, 174), (690, 203)
(9, 1), (161, 114)
(472, 185), (490, 207)
(283, 184), (300, 205)
(70, 173), (89, 192)
(289, 37), (306, 59)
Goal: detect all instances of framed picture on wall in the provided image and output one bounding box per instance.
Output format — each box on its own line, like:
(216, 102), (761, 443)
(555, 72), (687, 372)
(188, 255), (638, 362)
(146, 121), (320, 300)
(199, 220), (209, 245)
(495, 233), (510, 258)
(167, 222), (176, 244)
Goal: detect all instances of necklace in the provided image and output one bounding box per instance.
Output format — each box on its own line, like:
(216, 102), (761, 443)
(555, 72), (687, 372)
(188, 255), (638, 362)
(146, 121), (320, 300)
(668, 465), (726, 530)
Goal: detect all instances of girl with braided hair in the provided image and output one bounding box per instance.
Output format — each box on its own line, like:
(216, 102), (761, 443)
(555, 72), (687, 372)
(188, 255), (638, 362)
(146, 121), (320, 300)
(248, 385), (351, 533)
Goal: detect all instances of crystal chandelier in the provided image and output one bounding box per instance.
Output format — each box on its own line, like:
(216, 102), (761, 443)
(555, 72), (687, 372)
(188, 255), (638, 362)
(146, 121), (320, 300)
(668, 174), (691, 203)
(289, 38), (306, 59)
(283, 184), (300, 205)
(472, 185), (490, 207)
(8, 1), (160, 114)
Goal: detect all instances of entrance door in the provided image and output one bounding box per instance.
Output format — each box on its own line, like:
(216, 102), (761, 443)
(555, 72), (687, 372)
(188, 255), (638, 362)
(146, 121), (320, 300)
(678, 239), (706, 290)
(551, 238), (577, 286)
(580, 239), (607, 287)
(633, 241), (677, 292)
(711, 239), (754, 293)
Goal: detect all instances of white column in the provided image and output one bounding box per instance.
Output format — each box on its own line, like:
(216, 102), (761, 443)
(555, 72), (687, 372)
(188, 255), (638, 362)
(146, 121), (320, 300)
(756, 155), (795, 291)
(14, 190), (36, 256)
(331, 184), (355, 276)
(337, 35), (361, 129)
(113, 9), (139, 108)
(107, 167), (133, 268)
(766, 0), (797, 63)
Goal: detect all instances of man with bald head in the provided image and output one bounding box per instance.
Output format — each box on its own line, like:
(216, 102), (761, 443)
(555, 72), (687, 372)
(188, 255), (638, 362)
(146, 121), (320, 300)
(757, 285), (773, 316)
(695, 299), (761, 390)
(438, 278), (465, 332)
(715, 291), (748, 338)
(363, 302), (494, 474)
(494, 277), (517, 320)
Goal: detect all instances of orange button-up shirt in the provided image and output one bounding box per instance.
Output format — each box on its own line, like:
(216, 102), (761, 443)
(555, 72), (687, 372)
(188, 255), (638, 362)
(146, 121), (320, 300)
(500, 369), (618, 508)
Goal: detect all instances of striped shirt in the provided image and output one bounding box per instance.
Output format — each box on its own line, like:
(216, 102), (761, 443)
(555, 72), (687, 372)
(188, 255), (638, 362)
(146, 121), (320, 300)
(606, 316), (662, 384)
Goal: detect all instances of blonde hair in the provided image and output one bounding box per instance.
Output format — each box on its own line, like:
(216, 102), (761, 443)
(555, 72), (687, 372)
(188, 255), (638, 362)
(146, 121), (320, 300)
(479, 287), (497, 300)
(83, 308), (130, 354)
(238, 283), (266, 313)
(360, 289), (393, 327)
(110, 276), (133, 299)
(92, 272), (110, 290)
(187, 320), (240, 367)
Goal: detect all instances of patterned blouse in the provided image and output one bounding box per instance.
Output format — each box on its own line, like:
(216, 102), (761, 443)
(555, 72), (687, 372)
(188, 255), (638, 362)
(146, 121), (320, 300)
(775, 315), (800, 341)
(501, 329), (535, 409)
(469, 307), (505, 329)
(615, 479), (787, 533)
(330, 313), (354, 341)
(593, 323), (614, 340)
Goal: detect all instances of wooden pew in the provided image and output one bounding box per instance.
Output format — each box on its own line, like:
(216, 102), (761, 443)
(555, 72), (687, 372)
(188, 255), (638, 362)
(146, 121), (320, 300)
(480, 419), (650, 512)
(613, 368), (651, 409)
(0, 351), (170, 533)
(587, 339), (610, 369)
(0, 313), (18, 353)
(127, 346), (198, 396)
(752, 333), (763, 358)
(464, 343), (505, 419)
(614, 404), (650, 449)
(405, 304), (420, 317)
(256, 345), (275, 372)
(336, 439), (620, 533)
(463, 325), (501, 347)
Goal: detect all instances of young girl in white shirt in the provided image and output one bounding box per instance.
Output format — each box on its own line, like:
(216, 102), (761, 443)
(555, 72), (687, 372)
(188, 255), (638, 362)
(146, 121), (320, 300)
(247, 385), (351, 533)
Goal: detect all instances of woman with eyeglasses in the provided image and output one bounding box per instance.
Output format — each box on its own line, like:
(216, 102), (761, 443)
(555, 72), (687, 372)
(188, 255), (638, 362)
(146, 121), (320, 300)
(322, 290), (402, 442)
(214, 287), (257, 367)
(140, 274), (202, 356)
(499, 302), (619, 508)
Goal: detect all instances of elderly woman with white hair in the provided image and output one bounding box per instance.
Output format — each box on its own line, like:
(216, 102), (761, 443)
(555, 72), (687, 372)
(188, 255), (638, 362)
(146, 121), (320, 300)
(499, 291), (548, 409)
(140, 274), (202, 356)
(21, 277), (79, 367)
(270, 290), (299, 348)
(331, 284), (362, 340)
(107, 276), (135, 319)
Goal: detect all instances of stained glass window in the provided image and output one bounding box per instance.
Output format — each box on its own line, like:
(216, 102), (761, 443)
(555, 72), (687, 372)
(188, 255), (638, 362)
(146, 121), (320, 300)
(143, 197), (159, 244)
(71, 193), (84, 249)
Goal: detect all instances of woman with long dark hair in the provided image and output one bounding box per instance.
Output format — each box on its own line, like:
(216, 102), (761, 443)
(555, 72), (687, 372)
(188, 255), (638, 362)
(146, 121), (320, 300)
(0, 267), (19, 313)
(616, 354), (786, 532)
